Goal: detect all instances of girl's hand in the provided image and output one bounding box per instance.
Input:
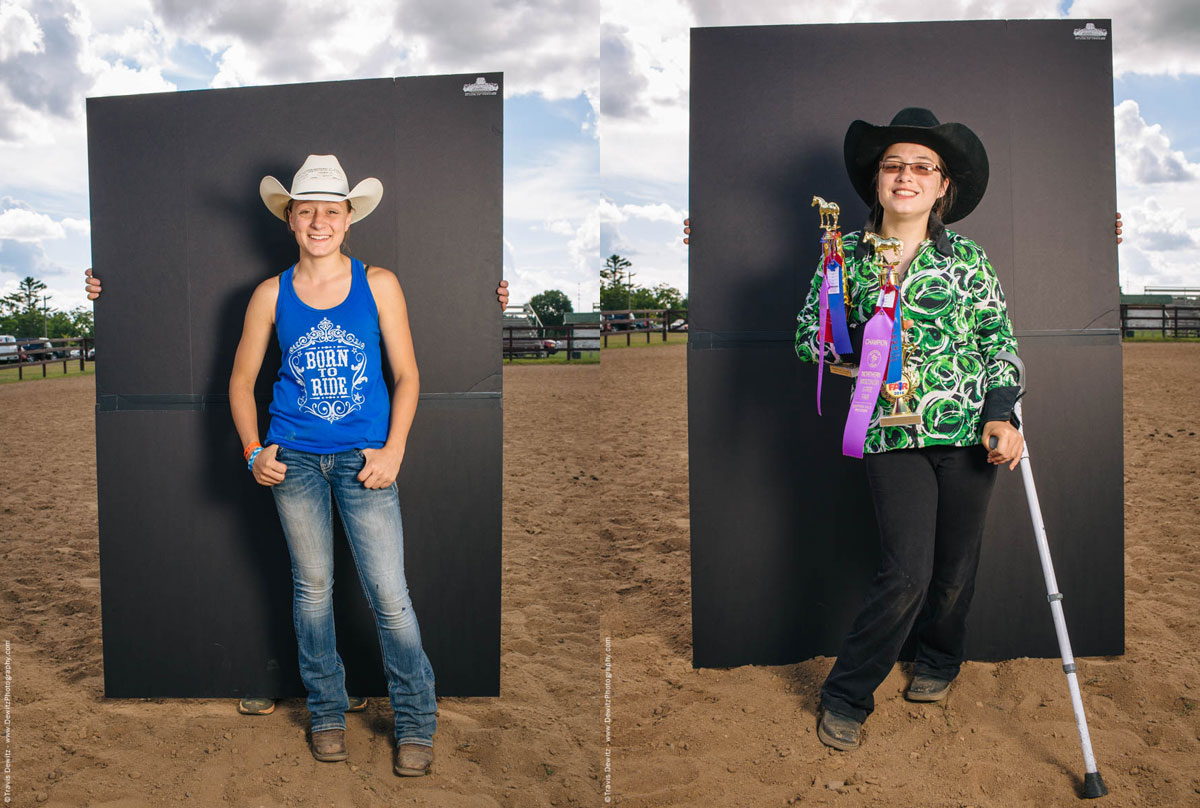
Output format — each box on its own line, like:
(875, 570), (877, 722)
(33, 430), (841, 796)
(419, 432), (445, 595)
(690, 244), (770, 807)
(982, 421), (1023, 471)
(683, 218), (690, 245)
(252, 444), (287, 486)
(85, 268), (101, 300)
(497, 279), (509, 309)
(358, 445), (404, 489)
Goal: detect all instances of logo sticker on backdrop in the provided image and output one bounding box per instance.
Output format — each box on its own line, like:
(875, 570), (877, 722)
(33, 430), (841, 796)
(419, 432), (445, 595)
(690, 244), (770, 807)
(286, 317), (368, 423)
(1073, 23), (1107, 41)
(463, 77), (499, 96)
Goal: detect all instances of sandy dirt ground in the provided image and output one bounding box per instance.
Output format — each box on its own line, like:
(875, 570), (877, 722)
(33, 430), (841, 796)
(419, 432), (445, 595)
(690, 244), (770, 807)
(2, 342), (1198, 807)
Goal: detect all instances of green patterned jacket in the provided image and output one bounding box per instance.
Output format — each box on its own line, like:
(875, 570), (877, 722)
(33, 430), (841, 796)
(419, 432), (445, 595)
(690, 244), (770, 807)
(795, 229), (1019, 453)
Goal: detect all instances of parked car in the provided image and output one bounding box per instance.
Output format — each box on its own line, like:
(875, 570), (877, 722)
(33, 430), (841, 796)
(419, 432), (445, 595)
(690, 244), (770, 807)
(0, 335), (17, 364)
(669, 319), (688, 332)
(17, 338), (53, 361)
(602, 312), (636, 332)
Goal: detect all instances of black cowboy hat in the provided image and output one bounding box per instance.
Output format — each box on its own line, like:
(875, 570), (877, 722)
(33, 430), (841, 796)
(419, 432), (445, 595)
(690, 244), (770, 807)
(843, 107), (989, 224)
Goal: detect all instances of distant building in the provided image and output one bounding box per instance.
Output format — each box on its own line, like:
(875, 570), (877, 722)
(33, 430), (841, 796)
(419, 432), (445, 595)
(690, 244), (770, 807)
(562, 312), (601, 355)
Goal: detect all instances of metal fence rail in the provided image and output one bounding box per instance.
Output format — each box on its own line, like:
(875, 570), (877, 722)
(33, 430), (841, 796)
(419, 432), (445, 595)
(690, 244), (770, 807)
(1120, 304), (1200, 338)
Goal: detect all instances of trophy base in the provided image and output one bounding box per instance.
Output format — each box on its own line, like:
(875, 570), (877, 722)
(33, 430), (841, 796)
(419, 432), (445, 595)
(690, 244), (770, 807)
(880, 413), (922, 426)
(828, 363), (859, 378)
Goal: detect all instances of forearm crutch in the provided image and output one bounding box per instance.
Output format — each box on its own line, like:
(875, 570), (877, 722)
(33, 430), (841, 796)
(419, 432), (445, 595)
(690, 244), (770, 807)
(990, 368), (1108, 799)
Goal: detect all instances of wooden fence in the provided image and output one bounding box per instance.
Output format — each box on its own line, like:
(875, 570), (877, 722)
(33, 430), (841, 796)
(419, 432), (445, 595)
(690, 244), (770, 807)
(0, 336), (93, 380)
(1120, 304), (1200, 338)
(601, 309), (687, 347)
(503, 323), (601, 361)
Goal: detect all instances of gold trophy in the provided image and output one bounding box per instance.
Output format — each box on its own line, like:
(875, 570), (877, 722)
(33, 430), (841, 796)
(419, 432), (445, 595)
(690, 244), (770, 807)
(863, 234), (922, 427)
(880, 328), (921, 426)
(811, 196), (857, 378)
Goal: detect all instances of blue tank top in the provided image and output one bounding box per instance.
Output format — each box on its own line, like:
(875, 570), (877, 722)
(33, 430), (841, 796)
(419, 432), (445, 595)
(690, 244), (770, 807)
(266, 258), (391, 452)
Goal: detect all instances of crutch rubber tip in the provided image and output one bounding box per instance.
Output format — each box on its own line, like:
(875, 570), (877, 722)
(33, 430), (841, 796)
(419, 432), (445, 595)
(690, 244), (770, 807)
(1082, 771), (1108, 799)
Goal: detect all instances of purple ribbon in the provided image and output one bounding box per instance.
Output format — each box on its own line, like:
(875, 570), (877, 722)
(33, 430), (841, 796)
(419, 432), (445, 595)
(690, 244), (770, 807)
(842, 305), (895, 458)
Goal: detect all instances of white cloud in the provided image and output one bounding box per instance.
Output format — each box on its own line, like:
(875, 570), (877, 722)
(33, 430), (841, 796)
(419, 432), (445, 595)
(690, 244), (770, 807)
(599, 197), (686, 258)
(0, 0), (43, 61)
(1114, 99), (1199, 185)
(0, 237), (82, 312)
(618, 201), (685, 224)
(1112, 102), (1200, 290)
(148, 0), (600, 100)
(0, 207), (88, 241)
(1072, 0), (1200, 77)
(598, 195), (629, 255)
(392, 0), (599, 100)
(1121, 198), (1198, 251)
(600, 23), (647, 118)
(567, 203), (601, 276)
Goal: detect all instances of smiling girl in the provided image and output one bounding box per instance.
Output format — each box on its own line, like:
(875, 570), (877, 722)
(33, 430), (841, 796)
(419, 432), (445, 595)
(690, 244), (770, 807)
(793, 109), (1024, 750)
(228, 154), (436, 776)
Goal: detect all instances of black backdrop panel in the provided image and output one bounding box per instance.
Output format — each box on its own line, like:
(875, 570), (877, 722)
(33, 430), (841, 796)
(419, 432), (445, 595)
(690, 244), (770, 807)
(688, 22), (1122, 667)
(88, 75), (502, 696)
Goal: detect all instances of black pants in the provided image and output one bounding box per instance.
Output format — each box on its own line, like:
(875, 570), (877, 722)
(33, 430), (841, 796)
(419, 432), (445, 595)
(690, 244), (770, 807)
(819, 445), (997, 723)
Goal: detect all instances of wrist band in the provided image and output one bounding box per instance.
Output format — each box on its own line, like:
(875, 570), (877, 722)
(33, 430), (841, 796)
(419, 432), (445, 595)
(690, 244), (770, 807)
(247, 447), (264, 471)
(243, 441), (263, 463)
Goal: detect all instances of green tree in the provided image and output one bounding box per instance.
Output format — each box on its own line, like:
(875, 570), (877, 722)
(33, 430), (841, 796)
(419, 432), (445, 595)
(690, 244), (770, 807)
(601, 254), (633, 311)
(42, 308), (93, 338)
(528, 289), (573, 327)
(66, 307), (95, 339)
(649, 283), (683, 310)
(601, 254), (631, 285)
(0, 310), (41, 337)
(0, 293), (22, 316)
(11, 276), (47, 312)
(628, 287), (659, 310)
(0, 278), (93, 339)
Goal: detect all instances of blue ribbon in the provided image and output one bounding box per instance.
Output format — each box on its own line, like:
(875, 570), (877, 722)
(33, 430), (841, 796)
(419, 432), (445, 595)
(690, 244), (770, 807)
(825, 252), (853, 355)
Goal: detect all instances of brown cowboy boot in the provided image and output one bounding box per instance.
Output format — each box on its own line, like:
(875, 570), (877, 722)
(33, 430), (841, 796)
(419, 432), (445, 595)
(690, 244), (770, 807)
(393, 742), (433, 776)
(310, 729), (348, 762)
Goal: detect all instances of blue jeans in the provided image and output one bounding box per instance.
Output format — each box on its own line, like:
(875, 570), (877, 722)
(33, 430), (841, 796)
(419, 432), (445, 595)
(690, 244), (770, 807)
(271, 447), (436, 746)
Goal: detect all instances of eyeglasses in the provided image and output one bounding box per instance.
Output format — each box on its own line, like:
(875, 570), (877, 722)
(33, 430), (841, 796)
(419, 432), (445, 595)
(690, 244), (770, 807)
(879, 160), (943, 177)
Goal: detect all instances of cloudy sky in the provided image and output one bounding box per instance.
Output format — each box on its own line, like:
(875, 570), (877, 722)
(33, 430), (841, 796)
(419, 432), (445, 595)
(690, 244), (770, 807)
(0, 0), (1197, 318)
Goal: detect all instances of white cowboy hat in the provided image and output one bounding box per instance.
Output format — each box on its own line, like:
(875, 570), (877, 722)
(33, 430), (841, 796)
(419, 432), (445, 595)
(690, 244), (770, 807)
(259, 154), (383, 222)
